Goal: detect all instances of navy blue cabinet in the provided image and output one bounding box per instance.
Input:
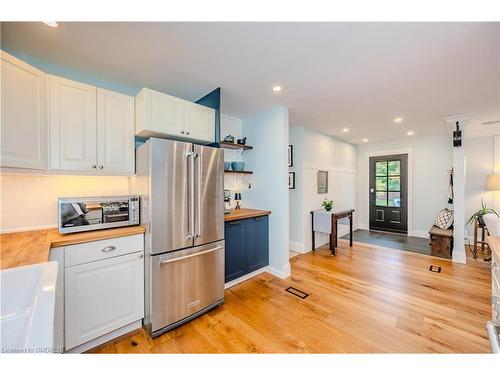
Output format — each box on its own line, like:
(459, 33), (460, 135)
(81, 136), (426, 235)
(224, 215), (269, 283)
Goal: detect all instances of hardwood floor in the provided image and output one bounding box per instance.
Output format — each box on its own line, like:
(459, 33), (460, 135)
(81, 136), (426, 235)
(88, 239), (492, 353)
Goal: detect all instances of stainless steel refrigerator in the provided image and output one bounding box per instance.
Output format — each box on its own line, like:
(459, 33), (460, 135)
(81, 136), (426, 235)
(133, 137), (225, 337)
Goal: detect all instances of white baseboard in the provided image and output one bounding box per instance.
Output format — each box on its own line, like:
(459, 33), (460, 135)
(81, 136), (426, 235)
(289, 240), (306, 253)
(65, 319), (142, 353)
(267, 262), (291, 279)
(410, 230), (429, 239)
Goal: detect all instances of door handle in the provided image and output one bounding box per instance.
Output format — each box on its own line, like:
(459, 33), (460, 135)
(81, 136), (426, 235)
(101, 246), (116, 252)
(195, 151), (201, 238)
(187, 151), (196, 240)
(159, 245), (223, 265)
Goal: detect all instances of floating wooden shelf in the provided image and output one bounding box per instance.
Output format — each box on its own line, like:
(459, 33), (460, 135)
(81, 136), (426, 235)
(224, 170), (253, 174)
(219, 141), (253, 150)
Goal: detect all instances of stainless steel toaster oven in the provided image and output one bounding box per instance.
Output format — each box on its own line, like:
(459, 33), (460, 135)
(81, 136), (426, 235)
(58, 196), (140, 234)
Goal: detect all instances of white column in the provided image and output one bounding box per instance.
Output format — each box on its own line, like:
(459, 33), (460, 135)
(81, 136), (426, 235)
(453, 144), (467, 264)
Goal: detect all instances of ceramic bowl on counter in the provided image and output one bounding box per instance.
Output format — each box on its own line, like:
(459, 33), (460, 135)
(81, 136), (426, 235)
(231, 161), (245, 171)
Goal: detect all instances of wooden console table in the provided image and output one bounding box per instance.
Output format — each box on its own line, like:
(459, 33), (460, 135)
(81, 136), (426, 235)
(311, 209), (354, 256)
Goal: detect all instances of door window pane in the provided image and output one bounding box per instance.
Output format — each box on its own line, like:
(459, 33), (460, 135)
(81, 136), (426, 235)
(376, 177), (387, 191)
(388, 176), (400, 191)
(389, 192), (401, 207)
(376, 162), (387, 176)
(376, 192), (388, 206)
(388, 161), (400, 175)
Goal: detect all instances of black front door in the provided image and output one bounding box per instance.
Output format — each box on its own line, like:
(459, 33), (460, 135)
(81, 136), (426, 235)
(369, 154), (408, 234)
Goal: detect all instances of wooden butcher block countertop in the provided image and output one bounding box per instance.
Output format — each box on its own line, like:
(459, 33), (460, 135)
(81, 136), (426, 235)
(224, 208), (271, 222)
(0, 226), (145, 270)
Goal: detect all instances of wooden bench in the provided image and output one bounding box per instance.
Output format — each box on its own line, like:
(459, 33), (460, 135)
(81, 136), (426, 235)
(429, 225), (453, 259)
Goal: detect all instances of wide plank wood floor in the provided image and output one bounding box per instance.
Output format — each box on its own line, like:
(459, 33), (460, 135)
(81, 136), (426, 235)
(87, 239), (492, 353)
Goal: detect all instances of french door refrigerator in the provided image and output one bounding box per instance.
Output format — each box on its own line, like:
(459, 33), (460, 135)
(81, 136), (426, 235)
(134, 137), (225, 337)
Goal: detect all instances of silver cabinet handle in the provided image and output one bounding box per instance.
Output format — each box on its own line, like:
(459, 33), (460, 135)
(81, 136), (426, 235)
(101, 246), (116, 253)
(187, 151), (197, 240)
(159, 245), (222, 265)
(186, 131), (190, 135)
(181, 130), (185, 134)
(92, 164), (97, 169)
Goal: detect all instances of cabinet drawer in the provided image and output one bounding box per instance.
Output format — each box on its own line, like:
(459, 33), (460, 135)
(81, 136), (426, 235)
(64, 234), (144, 267)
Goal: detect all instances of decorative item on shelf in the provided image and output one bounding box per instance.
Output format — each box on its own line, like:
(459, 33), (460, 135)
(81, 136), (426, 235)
(231, 161), (245, 172)
(223, 134), (235, 143)
(234, 192), (242, 210)
(288, 172), (295, 189)
(467, 198), (498, 226)
(224, 162), (231, 171)
(237, 137), (247, 145)
(288, 145), (293, 167)
(322, 199), (334, 212)
(317, 170), (328, 194)
(224, 189), (232, 213)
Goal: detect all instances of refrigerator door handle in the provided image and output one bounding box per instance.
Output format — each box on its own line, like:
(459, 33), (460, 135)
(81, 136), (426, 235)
(195, 152), (202, 238)
(187, 151), (197, 240)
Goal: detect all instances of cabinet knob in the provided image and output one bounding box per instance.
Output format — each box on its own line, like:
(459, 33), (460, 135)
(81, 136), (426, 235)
(91, 164), (97, 169)
(99, 165), (103, 169)
(186, 131), (190, 135)
(139, 253), (144, 259)
(181, 130), (185, 134)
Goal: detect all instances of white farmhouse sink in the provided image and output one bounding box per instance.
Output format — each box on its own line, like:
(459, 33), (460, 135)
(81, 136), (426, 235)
(1, 262), (58, 353)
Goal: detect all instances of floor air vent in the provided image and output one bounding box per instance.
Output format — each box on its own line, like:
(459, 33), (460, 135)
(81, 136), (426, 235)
(285, 286), (309, 299)
(429, 265), (442, 273)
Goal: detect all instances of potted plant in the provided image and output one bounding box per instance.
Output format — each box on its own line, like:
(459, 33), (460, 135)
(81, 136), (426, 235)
(467, 198), (499, 226)
(322, 199), (334, 212)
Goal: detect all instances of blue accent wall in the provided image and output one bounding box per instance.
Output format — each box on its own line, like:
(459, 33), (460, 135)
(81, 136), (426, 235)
(2, 47), (140, 96)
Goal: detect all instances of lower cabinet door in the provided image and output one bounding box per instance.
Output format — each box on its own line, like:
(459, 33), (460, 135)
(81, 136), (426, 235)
(224, 221), (247, 283)
(245, 216), (269, 273)
(64, 252), (144, 350)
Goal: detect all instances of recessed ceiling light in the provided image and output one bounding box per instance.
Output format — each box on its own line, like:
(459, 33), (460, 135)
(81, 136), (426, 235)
(342, 128), (350, 133)
(272, 85), (282, 93)
(407, 131), (415, 136)
(43, 21), (59, 28)
(394, 117), (403, 123)
(362, 138), (369, 143)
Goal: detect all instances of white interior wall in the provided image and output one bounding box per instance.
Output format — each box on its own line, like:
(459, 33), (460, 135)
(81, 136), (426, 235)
(242, 107), (290, 278)
(289, 127), (358, 252)
(357, 137), (452, 237)
(464, 136), (495, 238)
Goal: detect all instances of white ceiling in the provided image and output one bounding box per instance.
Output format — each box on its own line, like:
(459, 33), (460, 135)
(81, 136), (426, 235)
(2, 22), (499, 144)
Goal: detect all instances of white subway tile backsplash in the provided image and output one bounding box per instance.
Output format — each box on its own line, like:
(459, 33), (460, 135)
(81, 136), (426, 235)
(0, 174), (130, 233)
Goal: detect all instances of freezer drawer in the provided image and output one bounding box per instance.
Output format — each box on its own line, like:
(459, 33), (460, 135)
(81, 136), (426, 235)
(150, 241), (224, 335)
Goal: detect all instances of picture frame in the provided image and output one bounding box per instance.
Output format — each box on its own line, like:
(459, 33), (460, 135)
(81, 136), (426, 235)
(317, 170), (328, 194)
(288, 145), (293, 167)
(288, 172), (295, 189)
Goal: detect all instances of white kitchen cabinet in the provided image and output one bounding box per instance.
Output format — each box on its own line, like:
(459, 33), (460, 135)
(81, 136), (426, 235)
(97, 88), (135, 174)
(49, 75), (97, 172)
(184, 101), (216, 143)
(64, 251), (144, 350)
(135, 87), (215, 144)
(0, 51), (48, 169)
(49, 75), (135, 174)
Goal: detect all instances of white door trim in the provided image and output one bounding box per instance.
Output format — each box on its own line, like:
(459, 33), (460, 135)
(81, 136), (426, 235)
(364, 148), (413, 236)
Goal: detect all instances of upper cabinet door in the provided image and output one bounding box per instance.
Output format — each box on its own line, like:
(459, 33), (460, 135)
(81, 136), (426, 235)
(135, 88), (184, 138)
(97, 88), (135, 174)
(1, 52), (48, 169)
(49, 75), (97, 171)
(184, 102), (215, 143)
